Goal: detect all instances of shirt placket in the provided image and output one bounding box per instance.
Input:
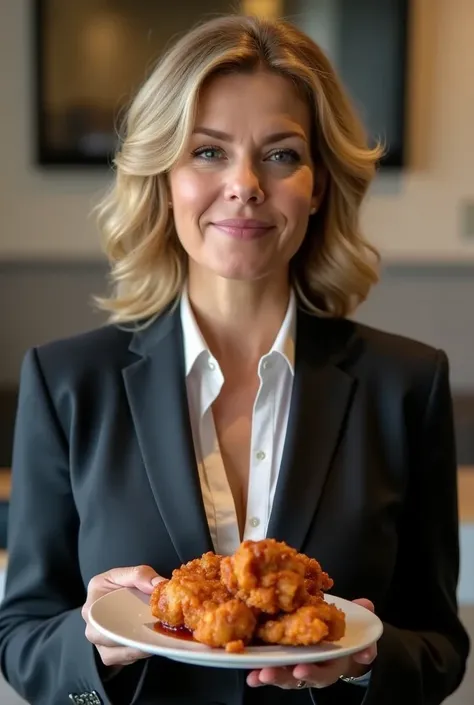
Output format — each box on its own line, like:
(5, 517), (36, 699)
(200, 357), (241, 555)
(244, 364), (274, 540)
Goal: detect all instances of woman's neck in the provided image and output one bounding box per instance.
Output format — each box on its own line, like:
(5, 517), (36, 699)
(186, 268), (291, 376)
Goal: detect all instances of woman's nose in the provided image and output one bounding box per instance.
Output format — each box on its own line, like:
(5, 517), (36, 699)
(224, 162), (265, 204)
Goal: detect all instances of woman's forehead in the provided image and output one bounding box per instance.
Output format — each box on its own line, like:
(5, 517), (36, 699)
(194, 71), (311, 137)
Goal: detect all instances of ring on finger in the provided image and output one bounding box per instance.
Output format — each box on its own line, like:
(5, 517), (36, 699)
(295, 680), (307, 689)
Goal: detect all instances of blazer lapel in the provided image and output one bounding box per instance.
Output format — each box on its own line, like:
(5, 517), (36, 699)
(267, 312), (356, 552)
(123, 307), (213, 565)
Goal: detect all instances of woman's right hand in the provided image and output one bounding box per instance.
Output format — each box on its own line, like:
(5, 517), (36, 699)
(82, 565), (164, 667)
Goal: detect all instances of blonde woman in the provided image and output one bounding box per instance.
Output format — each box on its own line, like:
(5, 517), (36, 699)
(0, 14), (468, 705)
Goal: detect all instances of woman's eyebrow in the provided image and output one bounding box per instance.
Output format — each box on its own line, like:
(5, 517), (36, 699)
(192, 126), (308, 144)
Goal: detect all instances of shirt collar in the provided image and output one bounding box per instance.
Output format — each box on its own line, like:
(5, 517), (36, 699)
(180, 287), (210, 377)
(269, 289), (296, 374)
(180, 287), (297, 377)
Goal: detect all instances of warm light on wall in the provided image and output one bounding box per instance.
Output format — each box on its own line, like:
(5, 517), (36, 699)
(82, 13), (124, 68)
(242, 0), (283, 19)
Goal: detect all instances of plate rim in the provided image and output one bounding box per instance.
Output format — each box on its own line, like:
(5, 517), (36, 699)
(89, 587), (384, 666)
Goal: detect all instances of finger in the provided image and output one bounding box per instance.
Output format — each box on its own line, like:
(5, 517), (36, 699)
(98, 645), (150, 668)
(102, 565), (164, 594)
(292, 662), (342, 688)
(257, 667), (295, 689)
(292, 659), (339, 675)
(352, 598), (375, 613)
(84, 569), (165, 621)
(352, 644), (378, 665)
(246, 670), (265, 688)
(85, 623), (121, 649)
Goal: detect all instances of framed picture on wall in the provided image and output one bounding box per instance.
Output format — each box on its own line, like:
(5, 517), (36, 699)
(33, 0), (410, 168)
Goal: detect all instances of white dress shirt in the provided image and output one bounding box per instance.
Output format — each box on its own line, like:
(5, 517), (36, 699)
(181, 293), (372, 689)
(180, 289), (296, 556)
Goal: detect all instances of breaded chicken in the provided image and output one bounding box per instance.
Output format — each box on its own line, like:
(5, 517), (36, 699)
(150, 576), (230, 629)
(192, 598), (257, 652)
(296, 553), (334, 597)
(257, 605), (330, 645)
(220, 539), (307, 614)
(302, 596), (347, 641)
(150, 541), (343, 652)
(172, 551), (223, 581)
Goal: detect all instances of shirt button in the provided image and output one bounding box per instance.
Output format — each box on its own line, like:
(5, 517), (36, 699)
(249, 517), (260, 528)
(208, 360), (216, 370)
(256, 450), (266, 461)
(262, 359), (271, 370)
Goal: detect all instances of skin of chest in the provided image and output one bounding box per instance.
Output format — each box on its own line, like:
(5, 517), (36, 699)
(211, 373), (260, 535)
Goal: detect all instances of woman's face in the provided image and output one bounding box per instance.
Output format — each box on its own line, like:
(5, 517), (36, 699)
(169, 70), (323, 282)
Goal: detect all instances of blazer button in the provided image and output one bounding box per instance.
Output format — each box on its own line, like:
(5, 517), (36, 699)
(68, 691), (102, 704)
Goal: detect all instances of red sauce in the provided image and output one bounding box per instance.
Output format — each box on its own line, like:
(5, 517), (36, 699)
(153, 622), (195, 642)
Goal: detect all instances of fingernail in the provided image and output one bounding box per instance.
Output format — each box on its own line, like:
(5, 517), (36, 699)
(151, 576), (165, 586)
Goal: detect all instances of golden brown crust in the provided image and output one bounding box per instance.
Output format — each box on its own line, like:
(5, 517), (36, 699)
(220, 539), (307, 614)
(192, 599), (257, 650)
(257, 605), (330, 645)
(150, 541), (344, 651)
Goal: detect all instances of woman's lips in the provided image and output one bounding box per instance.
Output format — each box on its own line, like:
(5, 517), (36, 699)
(212, 219), (274, 240)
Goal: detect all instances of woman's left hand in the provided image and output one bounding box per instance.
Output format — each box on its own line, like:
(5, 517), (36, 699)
(247, 598), (377, 690)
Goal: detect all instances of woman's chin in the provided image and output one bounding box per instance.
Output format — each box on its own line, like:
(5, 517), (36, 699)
(188, 250), (287, 282)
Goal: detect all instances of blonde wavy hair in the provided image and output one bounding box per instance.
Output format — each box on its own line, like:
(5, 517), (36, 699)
(95, 13), (383, 323)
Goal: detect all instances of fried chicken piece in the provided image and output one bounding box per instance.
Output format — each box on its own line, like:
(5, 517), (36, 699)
(172, 552), (223, 581)
(302, 596), (346, 641)
(151, 542), (343, 653)
(296, 553), (334, 597)
(150, 580), (175, 623)
(256, 598), (345, 646)
(192, 598), (257, 652)
(150, 576), (230, 629)
(150, 552), (226, 628)
(257, 605), (329, 645)
(221, 539), (306, 614)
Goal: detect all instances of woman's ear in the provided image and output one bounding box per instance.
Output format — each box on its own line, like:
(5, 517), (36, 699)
(311, 166), (328, 214)
(165, 173), (173, 207)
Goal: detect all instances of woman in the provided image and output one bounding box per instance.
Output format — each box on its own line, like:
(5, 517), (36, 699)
(0, 13), (469, 705)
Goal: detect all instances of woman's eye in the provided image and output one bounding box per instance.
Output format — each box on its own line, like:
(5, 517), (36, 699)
(190, 146), (301, 165)
(192, 146), (225, 160)
(267, 149), (300, 164)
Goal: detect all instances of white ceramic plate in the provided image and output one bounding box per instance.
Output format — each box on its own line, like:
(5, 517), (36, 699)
(89, 588), (383, 669)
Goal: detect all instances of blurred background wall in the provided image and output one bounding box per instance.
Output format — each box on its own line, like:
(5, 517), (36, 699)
(0, 1), (472, 703)
(0, 0), (473, 388)
(1, 0), (473, 471)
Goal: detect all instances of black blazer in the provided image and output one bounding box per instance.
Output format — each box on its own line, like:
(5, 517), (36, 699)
(0, 307), (469, 705)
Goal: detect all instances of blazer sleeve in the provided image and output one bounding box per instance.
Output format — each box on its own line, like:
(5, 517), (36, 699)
(0, 348), (148, 705)
(313, 350), (470, 705)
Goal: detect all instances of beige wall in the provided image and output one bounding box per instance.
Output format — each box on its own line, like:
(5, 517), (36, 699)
(0, 0), (473, 261)
(0, 0), (472, 391)
(364, 0), (474, 262)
